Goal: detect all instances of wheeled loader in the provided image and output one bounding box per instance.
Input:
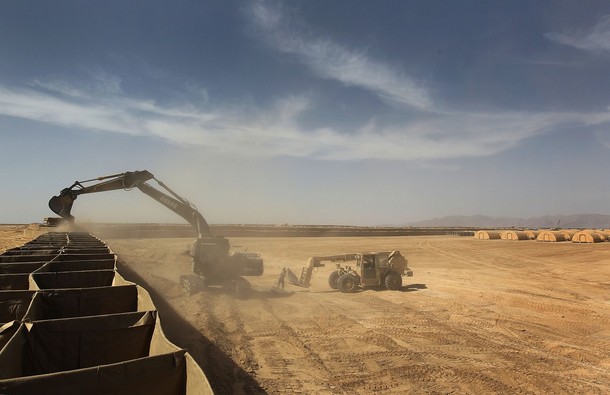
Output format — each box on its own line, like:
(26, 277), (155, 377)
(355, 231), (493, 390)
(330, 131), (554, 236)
(283, 250), (412, 293)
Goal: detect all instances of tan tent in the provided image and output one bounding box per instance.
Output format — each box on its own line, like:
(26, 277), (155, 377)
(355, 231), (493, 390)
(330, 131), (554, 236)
(474, 231), (501, 240)
(523, 230), (540, 240)
(572, 230), (605, 243)
(501, 231), (529, 241)
(558, 230), (576, 241)
(536, 231), (568, 242)
(595, 230), (610, 241)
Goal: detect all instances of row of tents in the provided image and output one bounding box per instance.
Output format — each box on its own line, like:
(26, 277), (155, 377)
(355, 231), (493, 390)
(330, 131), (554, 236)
(474, 229), (610, 243)
(0, 232), (212, 394)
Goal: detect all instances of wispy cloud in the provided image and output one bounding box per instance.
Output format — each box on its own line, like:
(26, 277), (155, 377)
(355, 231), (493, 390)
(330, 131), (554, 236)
(2, 3), (609, 162)
(545, 15), (610, 52)
(595, 130), (610, 149)
(1, 80), (609, 161)
(248, 0), (432, 110)
(519, 59), (583, 67)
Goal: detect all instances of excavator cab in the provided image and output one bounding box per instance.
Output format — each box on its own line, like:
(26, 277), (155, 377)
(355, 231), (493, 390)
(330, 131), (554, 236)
(191, 237), (263, 279)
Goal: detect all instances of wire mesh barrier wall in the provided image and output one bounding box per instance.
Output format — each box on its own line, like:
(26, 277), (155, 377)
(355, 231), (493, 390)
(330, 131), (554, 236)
(0, 232), (212, 395)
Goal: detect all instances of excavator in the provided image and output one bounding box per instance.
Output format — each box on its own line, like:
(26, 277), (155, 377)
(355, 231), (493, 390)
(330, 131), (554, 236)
(48, 170), (263, 294)
(284, 250), (412, 293)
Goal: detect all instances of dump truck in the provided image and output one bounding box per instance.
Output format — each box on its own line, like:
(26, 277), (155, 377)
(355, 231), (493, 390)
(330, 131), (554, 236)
(284, 250), (412, 293)
(48, 170), (263, 294)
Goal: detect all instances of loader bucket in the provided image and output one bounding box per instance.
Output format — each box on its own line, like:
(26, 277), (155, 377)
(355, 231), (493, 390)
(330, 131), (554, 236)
(285, 268), (303, 287)
(48, 191), (76, 222)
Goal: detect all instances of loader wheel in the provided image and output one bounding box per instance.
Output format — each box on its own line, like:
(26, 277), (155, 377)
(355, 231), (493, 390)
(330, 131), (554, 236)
(338, 274), (358, 293)
(384, 272), (402, 291)
(328, 271), (341, 289)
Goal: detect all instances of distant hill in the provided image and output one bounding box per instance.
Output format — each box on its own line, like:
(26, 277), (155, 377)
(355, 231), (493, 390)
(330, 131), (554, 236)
(409, 214), (610, 229)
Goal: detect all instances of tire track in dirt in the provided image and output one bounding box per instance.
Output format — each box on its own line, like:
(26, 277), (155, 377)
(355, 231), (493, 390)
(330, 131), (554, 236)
(315, 292), (527, 393)
(263, 239), (610, 393)
(239, 297), (339, 393)
(335, 289), (609, 393)
(416, 239), (483, 268)
(108, 236), (610, 394)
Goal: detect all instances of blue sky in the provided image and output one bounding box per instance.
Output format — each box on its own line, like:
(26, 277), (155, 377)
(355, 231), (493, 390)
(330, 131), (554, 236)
(1, 1), (610, 225)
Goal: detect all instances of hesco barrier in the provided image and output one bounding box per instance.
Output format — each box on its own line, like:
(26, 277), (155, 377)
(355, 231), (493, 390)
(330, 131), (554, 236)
(0, 232), (212, 395)
(85, 223), (478, 238)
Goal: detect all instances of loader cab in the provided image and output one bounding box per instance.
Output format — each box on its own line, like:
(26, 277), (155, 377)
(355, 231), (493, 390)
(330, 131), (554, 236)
(357, 254), (375, 284)
(358, 252), (391, 286)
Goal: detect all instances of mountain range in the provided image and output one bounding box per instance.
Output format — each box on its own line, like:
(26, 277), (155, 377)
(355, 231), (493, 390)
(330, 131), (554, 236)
(409, 214), (610, 229)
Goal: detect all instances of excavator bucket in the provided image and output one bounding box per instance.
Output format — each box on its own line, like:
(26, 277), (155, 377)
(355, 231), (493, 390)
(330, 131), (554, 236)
(48, 191), (76, 222)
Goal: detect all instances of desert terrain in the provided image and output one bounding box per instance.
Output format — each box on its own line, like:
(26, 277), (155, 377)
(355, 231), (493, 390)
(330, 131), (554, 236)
(2, 225), (610, 394)
(0, 225), (46, 253)
(100, 235), (610, 394)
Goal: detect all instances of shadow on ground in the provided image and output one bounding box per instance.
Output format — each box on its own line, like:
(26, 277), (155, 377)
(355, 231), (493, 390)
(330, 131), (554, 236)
(312, 283), (428, 294)
(369, 283), (428, 292)
(117, 261), (266, 394)
(196, 285), (296, 300)
(402, 283), (428, 292)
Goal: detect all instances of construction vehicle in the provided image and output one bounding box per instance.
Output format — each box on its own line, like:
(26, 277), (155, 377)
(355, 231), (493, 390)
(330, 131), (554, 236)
(42, 216), (66, 227)
(48, 170), (263, 294)
(285, 250), (412, 293)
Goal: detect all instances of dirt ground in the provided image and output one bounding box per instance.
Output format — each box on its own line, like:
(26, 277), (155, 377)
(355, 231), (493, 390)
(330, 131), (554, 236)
(0, 224), (47, 253)
(3, 225), (609, 394)
(99, 235), (610, 394)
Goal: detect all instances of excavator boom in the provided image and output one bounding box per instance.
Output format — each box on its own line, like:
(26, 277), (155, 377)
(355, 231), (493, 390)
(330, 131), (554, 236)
(48, 170), (263, 292)
(49, 171), (154, 222)
(48, 170), (210, 236)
